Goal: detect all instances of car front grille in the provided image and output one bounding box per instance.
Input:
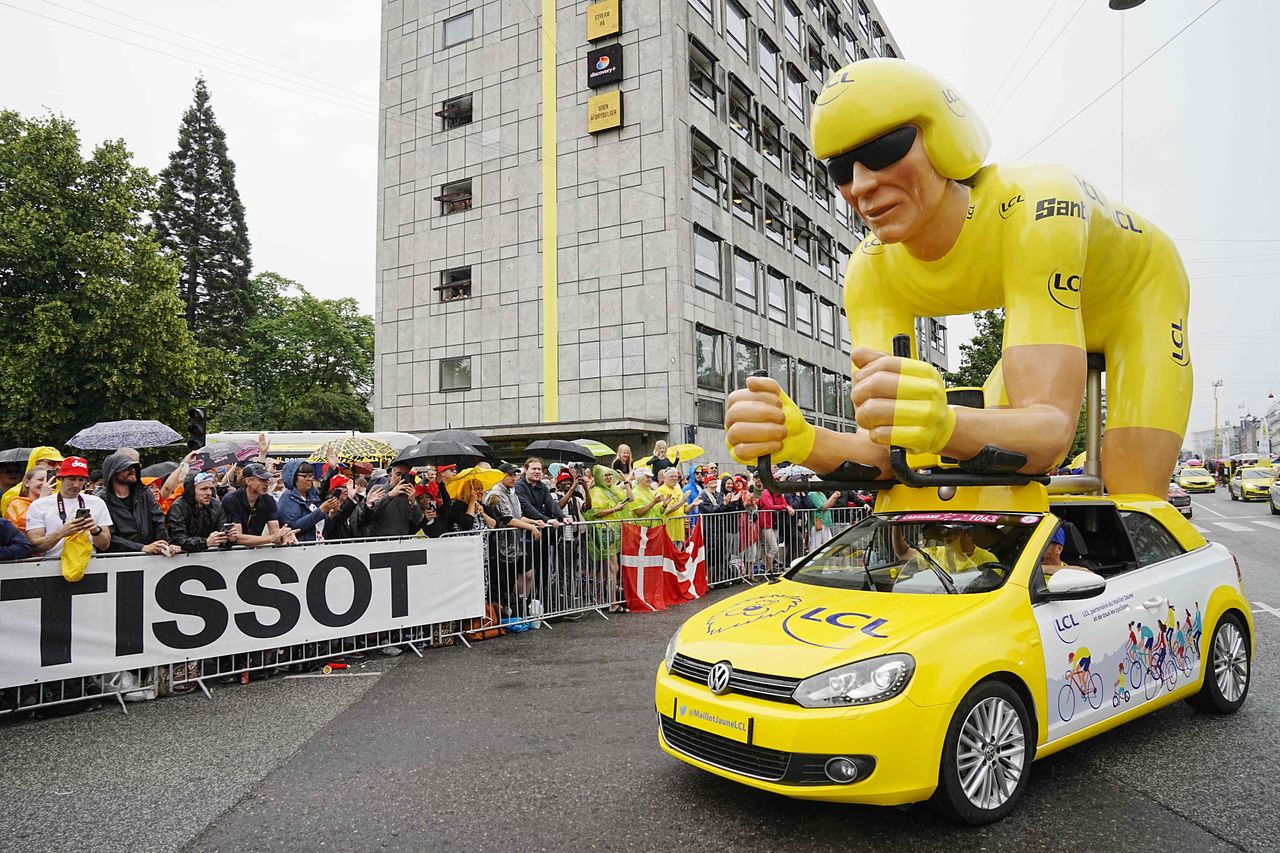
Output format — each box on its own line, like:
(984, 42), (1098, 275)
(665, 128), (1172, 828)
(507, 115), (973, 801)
(670, 654), (801, 703)
(659, 715), (875, 785)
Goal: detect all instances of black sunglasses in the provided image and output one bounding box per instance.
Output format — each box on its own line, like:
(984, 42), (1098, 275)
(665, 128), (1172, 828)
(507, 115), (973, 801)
(825, 126), (918, 186)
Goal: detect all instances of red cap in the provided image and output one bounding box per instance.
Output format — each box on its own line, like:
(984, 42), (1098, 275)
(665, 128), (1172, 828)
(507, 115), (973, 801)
(414, 484), (432, 498)
(58, 457), (90, 478)
(329, 474), (351, 492)
(556, 470), (574, 483)
(437, 463), (457, 474)
(702, 474), (717, 485)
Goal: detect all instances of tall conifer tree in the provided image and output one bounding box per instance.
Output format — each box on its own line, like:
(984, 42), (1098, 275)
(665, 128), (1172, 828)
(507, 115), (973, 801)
(153, 77), (252, 348)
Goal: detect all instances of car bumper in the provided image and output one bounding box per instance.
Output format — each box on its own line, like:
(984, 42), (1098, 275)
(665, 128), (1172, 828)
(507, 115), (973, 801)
(1179, 483), (1215, 493)
(1242, 489), (1269, 500)
(654, 666), (950, 806)
(1169, 501), (1193, 517)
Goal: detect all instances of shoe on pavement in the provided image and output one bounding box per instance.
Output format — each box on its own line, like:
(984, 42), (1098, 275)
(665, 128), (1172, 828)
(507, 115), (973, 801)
(379, 646), (403, 657)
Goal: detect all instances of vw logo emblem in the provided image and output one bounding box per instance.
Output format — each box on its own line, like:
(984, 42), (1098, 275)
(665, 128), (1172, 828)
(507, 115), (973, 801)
(707, 661), (733, 695)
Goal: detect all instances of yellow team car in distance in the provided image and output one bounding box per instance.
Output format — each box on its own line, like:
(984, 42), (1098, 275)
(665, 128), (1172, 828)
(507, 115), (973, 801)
(1228, 466), (1274, 502)
(655, 480), (1254, 824)
(1175, 465), (1216, 493)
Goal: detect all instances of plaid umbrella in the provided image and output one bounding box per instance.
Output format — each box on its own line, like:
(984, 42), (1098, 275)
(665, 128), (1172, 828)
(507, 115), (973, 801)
(308, 437), (398, 467)
(573, 438), (615, 458)
(67, 419), (183, 450)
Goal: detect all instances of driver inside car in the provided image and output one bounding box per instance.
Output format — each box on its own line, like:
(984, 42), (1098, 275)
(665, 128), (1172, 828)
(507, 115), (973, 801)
(894, 523), (1000, 576)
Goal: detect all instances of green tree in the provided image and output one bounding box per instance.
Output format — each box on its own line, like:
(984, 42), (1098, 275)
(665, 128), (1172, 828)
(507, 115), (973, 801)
(213, 272), (373, 431)
(152, 77), (253, 349)
(943, 309), (1004, 388)
(0, 110), (231, 447)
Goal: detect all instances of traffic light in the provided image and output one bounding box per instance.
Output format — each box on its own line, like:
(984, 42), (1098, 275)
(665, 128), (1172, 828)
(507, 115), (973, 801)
(186, 406), (207, 451)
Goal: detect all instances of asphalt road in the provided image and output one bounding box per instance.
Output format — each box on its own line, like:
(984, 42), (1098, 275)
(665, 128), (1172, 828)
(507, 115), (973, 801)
(1, 487), (1276, 853)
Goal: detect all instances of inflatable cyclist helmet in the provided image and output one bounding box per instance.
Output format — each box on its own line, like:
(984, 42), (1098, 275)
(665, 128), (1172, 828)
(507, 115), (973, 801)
(811, 58), (990, 182)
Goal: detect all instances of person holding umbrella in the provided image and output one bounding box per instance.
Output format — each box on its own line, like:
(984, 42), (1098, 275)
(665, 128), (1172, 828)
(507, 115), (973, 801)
(1, 446), (63, 516)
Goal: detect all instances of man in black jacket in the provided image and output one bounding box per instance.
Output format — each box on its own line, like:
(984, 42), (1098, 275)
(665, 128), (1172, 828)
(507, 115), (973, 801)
(166, 471), (230, 552)
(362, 465), (422, 537)
(97, 449), (172, 555)
(514, 458), (571, 613)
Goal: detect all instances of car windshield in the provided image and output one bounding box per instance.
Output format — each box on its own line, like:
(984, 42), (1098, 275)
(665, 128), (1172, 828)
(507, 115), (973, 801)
(787, 512), (1041, 595)
(1243, 470), (1271, 480)
(1182, 467), (1207, 475)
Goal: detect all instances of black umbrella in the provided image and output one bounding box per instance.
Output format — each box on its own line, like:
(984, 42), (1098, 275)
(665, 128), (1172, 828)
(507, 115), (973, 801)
(393, 440), (488, 467)
(0, 447), (33, 465)
(424, 428), (493, 454)
(524, 439), (596, 465)
(142, 461), (179, 478)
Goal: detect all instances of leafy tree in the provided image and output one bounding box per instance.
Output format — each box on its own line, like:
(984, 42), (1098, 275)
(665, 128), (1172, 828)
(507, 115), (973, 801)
(943, 309), (1004, 388)
(213, 272), (373, 432)
(0, 110), (232, 447)
(152, 77), (253, 349)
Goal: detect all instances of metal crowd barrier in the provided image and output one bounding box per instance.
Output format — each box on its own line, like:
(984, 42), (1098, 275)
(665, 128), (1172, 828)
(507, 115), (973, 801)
(1, 505), (869, 719)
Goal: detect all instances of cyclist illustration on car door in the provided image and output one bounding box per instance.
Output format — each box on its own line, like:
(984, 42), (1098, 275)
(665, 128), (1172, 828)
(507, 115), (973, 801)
(724, 59), (1193, 498)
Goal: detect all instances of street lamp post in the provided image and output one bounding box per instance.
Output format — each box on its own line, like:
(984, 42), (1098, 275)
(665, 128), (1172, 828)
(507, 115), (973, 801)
(1212, 379), (1223, 464)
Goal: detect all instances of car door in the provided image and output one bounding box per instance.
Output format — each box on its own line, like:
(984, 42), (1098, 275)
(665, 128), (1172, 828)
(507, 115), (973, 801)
(1032, 509), (1216, 742)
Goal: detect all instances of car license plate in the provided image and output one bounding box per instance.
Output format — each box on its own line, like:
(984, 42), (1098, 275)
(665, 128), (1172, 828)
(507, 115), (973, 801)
(672, 698), (752, 743)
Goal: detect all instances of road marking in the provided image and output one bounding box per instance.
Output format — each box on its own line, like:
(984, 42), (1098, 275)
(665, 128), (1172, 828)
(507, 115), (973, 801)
(1212, 522), (1252, 532)
(1252, 520), (1280, 531)
(1252, 602), (1280, 621)
(283, 672), (384, 680)
(1191, 524), (1209, 534)
(1191, 500), (1228, 519)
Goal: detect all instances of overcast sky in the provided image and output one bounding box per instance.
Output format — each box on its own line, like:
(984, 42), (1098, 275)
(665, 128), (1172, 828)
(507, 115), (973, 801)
(1, 0), (1275, 439)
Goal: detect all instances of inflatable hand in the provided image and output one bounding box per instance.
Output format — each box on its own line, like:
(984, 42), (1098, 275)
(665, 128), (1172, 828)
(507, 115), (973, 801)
(724, 376), (817, 465)
(852, 350), (956, 455)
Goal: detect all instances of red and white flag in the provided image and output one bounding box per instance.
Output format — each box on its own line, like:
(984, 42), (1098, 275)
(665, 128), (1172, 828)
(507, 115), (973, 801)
(621, 521), (707, 613)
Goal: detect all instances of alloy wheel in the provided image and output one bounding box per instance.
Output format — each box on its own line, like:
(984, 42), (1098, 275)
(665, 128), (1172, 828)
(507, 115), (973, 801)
(956, 696), (1026, 810)
(1213, 622), (1249, 703)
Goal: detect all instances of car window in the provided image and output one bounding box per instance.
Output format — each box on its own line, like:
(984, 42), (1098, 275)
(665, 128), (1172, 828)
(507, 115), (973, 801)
(1120, 511), (1184, 567)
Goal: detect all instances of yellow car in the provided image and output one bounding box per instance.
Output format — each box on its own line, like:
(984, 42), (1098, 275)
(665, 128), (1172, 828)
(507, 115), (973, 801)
(1229, 466), (1274, 501)
(656, 482), (1253, 824)
(1175, 465), (1216, 493)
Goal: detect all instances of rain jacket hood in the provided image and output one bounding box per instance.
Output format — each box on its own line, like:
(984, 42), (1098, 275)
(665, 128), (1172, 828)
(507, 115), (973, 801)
(278, 459), (325, 541)
(96, 449), (165, 552)
(1, 446), (65, 515)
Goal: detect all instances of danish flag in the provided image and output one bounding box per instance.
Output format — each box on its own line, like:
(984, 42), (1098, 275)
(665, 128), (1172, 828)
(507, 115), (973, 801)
(621, 521), (707, 613)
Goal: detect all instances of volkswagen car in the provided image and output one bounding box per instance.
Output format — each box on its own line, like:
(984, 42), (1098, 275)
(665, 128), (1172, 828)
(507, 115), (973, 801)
(656, 482), (1252, 824)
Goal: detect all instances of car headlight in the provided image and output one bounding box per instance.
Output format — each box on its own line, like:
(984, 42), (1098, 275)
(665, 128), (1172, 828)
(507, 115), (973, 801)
(792, 654), (915, 709)
(664, 628), (680, 673)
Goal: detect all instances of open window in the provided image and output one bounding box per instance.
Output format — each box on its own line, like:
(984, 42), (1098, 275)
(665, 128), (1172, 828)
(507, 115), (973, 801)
(1047, 504), (1139, 578)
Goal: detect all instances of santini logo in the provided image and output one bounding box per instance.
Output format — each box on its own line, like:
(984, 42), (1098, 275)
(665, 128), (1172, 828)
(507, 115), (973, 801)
(1035, 197), (1085, 221)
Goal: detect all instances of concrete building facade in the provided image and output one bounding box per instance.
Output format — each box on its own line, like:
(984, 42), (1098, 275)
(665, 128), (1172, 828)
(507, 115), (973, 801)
(374, 0), (941, 461)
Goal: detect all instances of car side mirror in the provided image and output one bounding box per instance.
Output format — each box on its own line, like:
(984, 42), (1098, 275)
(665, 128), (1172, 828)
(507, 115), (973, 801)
(1043, 568), (1107, 601)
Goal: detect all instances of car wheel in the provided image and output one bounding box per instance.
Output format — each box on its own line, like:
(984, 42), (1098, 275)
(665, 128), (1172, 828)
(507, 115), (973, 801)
(932, 680), (1033, 825)
(1270, 496), (1279, 516)
(1230, 488), (1238, 501)
(1188, 612), (1250, 714)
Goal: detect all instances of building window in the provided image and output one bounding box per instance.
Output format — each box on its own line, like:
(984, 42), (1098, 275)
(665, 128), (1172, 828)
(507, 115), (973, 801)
(783, 1), (802, 51)
(815, 228), (834, 278)
(813, 156), (833, 212)
(796, 360), (817, 411)
(840, 308), (851, 353)
(836, 242), (850, 276)
(436, 178), (473, 215)
(843, 26), (857, 66)
(731, 161), (759, 227)
(437, 266), (472, 302)
(766, 268), (788, 325)
(822, 369), (841, 415)
(835, 198), (850, 230)
(930, 318), (947, 353)
(842, 374), (853, 421)
(785, 64), (806, 121)
(768, 350), (791, 395)
(442, 12), (474, 48)
(440, 356), (471, 391)
(438, 93), (473, 130)
(726, 1), (751, 62)
(734, 338), (762, 388)
(789, 134), (812, 191)
(819, 298), (836, 346)
(696, 326), (725, 391)
(759, 108), (783, 167)
(727, 76), (755, 143)
(758, 32), (780, 94)
(697, 398), (726, 428)
(806, 27), (824, 79)
(795, 285), (814, 337)
(733, 250), (758, 311)
(694, 227), (723, 295)
(690, 0), (714, 26)
(764, 187), (787, 245)
(792, 209), (812, 262)
(758, 0), (777, 22)
(689, 38), (720, 112)
(691, 129), (725, 203)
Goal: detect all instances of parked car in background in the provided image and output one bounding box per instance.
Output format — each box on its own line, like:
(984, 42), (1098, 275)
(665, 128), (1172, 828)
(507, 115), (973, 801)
(1168, 483), (1192, 518)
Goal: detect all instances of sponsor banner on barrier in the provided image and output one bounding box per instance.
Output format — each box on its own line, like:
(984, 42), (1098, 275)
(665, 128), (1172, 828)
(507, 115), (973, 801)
(0, 537), (485, 688)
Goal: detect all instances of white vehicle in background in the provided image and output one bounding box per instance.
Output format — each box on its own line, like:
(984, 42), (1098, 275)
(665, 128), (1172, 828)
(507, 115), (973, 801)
(207, 430), (420, 460)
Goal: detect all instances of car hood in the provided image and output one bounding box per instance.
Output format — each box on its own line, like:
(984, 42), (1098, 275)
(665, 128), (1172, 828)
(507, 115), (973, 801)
(1178, 474), (1213, 483)
(674, 579), (984, 679)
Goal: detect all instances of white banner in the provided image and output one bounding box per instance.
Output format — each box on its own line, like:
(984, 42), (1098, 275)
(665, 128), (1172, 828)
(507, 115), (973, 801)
(0, 537), (485, 688)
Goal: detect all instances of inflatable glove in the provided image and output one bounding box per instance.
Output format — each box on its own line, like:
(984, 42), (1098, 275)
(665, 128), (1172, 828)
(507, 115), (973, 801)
(883, 359), (956, 455)
(727, 387), (816, 466)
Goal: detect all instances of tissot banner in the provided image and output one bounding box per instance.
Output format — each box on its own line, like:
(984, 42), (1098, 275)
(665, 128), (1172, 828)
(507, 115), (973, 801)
(0, 537), (485, 687)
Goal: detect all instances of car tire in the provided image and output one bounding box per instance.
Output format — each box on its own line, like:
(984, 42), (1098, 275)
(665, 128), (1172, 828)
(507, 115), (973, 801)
(1230, 489), (1238, 501)
(1188, 612), (1250, 715)
(931, 680), (1033, 825)
(1270, 497), (1279, 516)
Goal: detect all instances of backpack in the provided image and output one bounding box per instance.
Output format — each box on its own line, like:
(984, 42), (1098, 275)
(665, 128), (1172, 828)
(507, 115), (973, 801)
(464, 602), (506, 641)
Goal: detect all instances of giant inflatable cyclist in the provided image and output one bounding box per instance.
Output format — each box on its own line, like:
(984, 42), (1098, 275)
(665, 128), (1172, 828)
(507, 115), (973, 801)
(725, 58), (1191, 498)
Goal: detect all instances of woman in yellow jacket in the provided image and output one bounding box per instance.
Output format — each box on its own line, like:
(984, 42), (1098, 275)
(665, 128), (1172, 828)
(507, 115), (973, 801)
(655, 468), (698, 546)
(4, 466), (52, 532)
(1, 446), (64, 515)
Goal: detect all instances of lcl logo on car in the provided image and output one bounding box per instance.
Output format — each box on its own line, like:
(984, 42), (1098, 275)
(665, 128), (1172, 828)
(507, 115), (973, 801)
(1054, 612), (1080, 644)
(586, 44), (622, 89)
